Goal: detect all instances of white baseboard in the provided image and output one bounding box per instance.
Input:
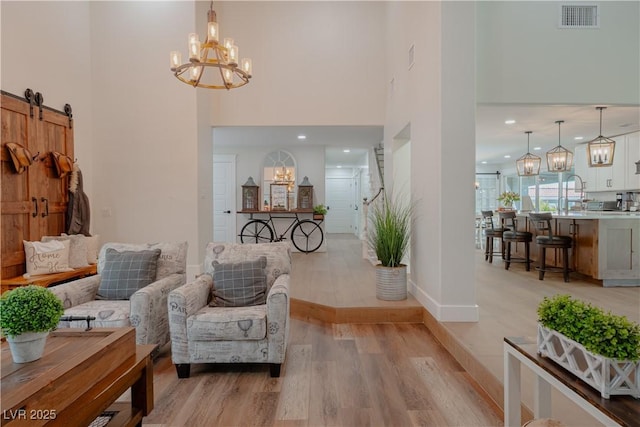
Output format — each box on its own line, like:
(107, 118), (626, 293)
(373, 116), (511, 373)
(408, 279), (479, 322)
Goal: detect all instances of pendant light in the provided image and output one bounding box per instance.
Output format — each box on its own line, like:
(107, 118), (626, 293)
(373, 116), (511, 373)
(516, 131), (541, 176)
(587, 106), (616, 167)
(546, 120), (573, 173)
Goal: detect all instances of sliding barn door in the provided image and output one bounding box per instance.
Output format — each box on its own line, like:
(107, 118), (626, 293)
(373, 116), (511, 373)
(1, 92), (73, 279)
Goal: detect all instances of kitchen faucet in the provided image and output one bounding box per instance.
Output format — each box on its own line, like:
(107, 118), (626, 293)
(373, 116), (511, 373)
(564, 174), (584, 214)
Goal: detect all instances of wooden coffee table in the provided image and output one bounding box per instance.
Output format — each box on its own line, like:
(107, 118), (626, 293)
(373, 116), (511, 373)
(1, 327), (154, 427)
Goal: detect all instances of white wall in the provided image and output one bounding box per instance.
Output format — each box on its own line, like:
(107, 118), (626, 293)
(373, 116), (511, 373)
(477, 1), (640, 105)
(2, 1), (204, 276)
(384, 1), (478, 321)
(208, 1), (387, 127)
(89, 2), (201, 275)
(1, 1), (94, 196)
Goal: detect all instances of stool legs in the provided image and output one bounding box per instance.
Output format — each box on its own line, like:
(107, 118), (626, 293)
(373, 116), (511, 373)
(485, 236), (490, 261)
(539, 247), (546, 280)
(504, 242), (511, 270)
(504, 240), (531, 271)
(563, 247), (570, 282)
(536, 245), (570, 281)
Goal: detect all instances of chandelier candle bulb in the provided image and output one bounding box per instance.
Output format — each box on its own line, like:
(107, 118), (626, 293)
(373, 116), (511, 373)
(170, 51), (182, 71)
(241, 58), (252, 76)
(190, 66), (202, 81)
(189, 34), (201, 62)
(223, 38), (234, 50)
(207, 21), (219, 43)
(229, 45), (239, 66)
(223, 68), (233, 85)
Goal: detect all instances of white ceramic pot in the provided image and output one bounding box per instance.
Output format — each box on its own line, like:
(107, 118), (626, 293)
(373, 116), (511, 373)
(6, 331), (49, 363)
(375, 264), (407, 301)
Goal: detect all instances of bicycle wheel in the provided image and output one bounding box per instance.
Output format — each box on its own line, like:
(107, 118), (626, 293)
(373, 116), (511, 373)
(291, 220), (324, 253)
(240, 220), (274, 243)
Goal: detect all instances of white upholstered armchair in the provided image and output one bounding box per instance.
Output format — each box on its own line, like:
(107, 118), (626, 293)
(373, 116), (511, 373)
(49, 242), (187, 350)
(168, 242), (291, 379)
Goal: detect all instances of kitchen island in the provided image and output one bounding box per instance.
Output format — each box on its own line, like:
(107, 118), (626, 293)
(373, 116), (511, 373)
(515, 211), (640, 287)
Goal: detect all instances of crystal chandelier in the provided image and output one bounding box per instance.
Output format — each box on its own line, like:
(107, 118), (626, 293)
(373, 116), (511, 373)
(516, 131), (541, 176)
(587, 106), (616, 167)
(546, 120), (573, 173)
(170, 1), (252, 89)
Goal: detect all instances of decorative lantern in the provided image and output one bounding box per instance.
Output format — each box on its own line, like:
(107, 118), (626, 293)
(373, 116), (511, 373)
(587, 107), (616, 167)
(516, 131), (541, 176)
(242, 177), (259, 211)
(546, 120), (573, 173)
(297, 176), (314, 210)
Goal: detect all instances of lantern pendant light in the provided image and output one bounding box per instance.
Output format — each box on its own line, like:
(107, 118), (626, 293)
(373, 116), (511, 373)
(516, 131), (541, 176)
(546, 120), (573, 173)
(587, 106), (616, 167)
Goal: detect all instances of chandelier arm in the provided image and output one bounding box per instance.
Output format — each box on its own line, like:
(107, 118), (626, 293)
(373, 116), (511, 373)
(214, 46), (230, 90)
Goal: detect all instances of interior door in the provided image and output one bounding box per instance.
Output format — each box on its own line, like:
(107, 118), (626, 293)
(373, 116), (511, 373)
(213, 155), (236, 243)
(325, 177), (353, 233)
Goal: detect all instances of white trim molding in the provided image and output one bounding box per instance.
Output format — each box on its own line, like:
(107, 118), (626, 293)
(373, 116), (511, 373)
(409, 279), (479, 322)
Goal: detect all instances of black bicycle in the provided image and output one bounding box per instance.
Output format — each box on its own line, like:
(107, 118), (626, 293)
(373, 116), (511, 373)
(240, 212), (324, 253)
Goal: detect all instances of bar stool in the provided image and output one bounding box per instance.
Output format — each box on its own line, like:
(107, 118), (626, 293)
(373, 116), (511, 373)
(482, 210), (508, 263)
(499, 211), (532, 271)
(529, 212), (572, 282)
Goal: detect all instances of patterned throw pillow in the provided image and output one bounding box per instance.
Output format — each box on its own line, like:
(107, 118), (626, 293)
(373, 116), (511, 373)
(42, 234), (89, 269)
(97, 248), (161, 300)
(23, 240), (74, 276)
(210, 256), (268, 307)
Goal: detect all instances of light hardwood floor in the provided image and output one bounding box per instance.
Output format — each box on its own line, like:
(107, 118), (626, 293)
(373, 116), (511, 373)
(140, 234), (639, 426)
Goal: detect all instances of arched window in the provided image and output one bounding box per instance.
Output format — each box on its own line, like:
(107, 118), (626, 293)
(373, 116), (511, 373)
(262, 150), (296, 210)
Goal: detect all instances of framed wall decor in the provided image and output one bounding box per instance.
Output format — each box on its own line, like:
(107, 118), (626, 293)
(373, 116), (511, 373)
(270, 183), (289, 211)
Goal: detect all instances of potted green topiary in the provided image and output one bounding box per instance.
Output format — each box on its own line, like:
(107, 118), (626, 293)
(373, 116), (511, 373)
(1, 285), (64, 363)
(537, 294), (640, 398)
(313, 204), (328, 220)
(367, 192), (413, 300)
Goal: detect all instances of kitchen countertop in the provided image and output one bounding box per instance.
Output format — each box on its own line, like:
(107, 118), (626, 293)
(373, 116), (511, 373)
(516, 211), (640, 220)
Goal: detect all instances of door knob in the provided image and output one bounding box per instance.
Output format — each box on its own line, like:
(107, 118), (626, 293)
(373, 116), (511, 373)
(223, 210), (231, 214)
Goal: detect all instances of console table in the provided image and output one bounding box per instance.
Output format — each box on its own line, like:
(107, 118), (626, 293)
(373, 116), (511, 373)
(1, 328), (154, 427)
(503, 336), (639, 427)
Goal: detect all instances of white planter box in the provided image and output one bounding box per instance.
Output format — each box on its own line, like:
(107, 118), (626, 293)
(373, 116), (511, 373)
(537, 323), (640, 398)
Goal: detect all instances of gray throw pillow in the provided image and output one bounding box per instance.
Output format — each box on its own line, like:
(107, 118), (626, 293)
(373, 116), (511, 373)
(97, 248), (161, 300)
(210, 256), (268, 307)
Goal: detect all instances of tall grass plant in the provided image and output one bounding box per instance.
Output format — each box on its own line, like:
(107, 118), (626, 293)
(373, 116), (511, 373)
(367, 192), (412, 268)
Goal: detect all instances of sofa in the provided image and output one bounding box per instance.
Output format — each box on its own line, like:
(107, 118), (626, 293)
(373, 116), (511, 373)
(168, 242), (291, 378)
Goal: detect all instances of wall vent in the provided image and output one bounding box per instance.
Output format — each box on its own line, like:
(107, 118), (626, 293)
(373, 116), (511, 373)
(559, 4), (599, 28)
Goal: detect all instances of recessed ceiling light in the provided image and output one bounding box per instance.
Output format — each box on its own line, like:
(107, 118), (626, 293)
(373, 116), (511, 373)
(337, 165), (342, 168)
(505, 119), (516, 125)
(343, 149), (351, 153)
(574, 136), (584, 140)
(533, 147), (541, 151)
(504, 155), (511, 158)
(481, 161), (487, 164)
(297, 135), (306, 140)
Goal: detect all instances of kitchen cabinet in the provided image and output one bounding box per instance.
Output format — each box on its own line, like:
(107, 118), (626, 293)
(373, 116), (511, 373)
(624, 133), (640, 190)
(575, 133), (640, 192)
(598, 219), (640, 285)
(1, 92), (74, 279)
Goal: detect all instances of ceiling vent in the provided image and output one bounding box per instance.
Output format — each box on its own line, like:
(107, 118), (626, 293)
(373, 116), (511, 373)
(559, 4), (599, 28)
